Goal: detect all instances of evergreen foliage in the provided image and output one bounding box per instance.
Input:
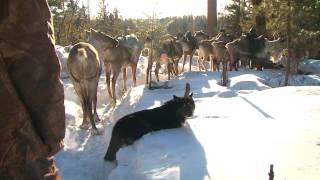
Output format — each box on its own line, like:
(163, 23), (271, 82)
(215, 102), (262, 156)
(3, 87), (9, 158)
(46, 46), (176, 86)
(48, 0), (319, 59)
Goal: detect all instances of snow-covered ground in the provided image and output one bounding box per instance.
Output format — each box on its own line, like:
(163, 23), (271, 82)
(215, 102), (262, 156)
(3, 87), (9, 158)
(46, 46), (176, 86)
(55, 55), (320, 180)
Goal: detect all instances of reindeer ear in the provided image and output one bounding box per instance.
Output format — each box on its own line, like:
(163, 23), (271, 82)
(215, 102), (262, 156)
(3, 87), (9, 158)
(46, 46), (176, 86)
(189, 93), (193, 98)
(173, 95), (179, 101)
(85, 30), (90, 36)
(114, 39), (119, 48)
(184, 83), (191, 97)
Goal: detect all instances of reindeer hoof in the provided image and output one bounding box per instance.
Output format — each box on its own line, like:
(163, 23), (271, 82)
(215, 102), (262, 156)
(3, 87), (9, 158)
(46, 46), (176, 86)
(121, 89), (126, 95)
(94, 114), (101, 122)
(111, 100), (117, 107)
(80, 123), (90, 129)
(91, 128), (100, 135)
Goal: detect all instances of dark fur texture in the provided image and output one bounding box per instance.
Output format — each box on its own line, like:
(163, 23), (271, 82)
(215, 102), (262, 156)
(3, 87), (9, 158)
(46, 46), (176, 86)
(104, 84), (195, 161)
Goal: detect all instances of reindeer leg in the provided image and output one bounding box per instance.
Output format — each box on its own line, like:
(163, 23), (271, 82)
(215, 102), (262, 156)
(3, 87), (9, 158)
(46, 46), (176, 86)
(111, 70), (121, 105)
(146, 57), (153, 84)
(93, 83), (100, 122)
(131, 63), (137, 86)
(250, 57), (254, 69)
(189, 53), (194, 72)
(87, 97), (99, 135)
(229, 60), (233, 71)
(171, 63), (176, 77)
(155, 62), (160, 82)
(80, 99), (90, 129)
(235, 58), (239, 71)
(197, 56), (201, 71)
(202, 58), (207, 72)
(256, 61), (262, 71)
(105, 64), (113, 101)
(174, 59), (179, 75)
(182, 54), (187, 72)
(229, 57), (233, 71)
(167, 62), (171, 80)
(122, 67), (127, 93)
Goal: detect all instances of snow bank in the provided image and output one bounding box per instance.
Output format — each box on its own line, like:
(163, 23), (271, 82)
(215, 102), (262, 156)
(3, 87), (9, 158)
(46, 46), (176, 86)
(55, 45), (71, 78)
(298, 59), (320, 75)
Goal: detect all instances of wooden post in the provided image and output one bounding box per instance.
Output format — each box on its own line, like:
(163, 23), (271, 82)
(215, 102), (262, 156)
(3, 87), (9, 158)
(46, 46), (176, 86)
(221, 50), (228, 86)
(148, 40), (153, 89)
(147, 11), (156, 89)
(222, 61), (228, 86)
(268, 164), (274, 180)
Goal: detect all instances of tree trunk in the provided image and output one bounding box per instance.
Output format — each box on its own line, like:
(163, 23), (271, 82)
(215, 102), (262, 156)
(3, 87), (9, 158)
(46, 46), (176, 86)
(284, 0), (291, 86)
(251, 0), (267, 36)
(87, 0), (90, 21)
(255, 14), (266, 35)
(207, 0), (217, 36)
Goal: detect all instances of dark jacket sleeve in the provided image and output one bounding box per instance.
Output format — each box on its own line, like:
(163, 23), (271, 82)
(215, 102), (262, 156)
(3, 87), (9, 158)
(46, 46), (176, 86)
(0, 0), (65, 148)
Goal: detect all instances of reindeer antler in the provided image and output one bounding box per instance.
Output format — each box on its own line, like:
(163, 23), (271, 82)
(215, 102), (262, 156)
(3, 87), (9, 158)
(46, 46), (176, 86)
(184, 83), (191, 97)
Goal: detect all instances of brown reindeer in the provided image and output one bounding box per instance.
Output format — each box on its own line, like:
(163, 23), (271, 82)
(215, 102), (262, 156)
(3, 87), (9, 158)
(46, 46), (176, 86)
(194, 31), (211, 71)
(155, 39), (183, 81)
(197, 31), (232, 71)
(145, 37), (183, 83)
(67, 42), (105, 134)
(117, 34), (144, 87)
(194, 30), (210, 42)
(212, 41), (230, 71)
(197, 40), (214, 71)
(226, 33), (284, 71)
(87, 29), (142, 104)
(193, 30), (210, 43)
(177, 31), (198, 72)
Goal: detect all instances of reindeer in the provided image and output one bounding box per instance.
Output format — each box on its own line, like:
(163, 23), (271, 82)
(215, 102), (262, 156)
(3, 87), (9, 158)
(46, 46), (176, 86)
(196, 30), (232, 71)
(87, 29), (142, 105)
(117, 34), (144, 87)
(177, 31), (198, 72)
(226, 33), (284, 71)
(211, 41), (230, 71)
(156, 39), (183, 81)
(67, 42), (105, 134)
(194, 30), (210, 42)
(194, 31), (212, 71)
(145, 37), (183, 83)
(197, 40), (214, 71)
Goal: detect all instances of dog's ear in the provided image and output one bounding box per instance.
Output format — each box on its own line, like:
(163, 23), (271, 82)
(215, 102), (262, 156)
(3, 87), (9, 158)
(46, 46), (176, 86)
(184, 83), (191, 97)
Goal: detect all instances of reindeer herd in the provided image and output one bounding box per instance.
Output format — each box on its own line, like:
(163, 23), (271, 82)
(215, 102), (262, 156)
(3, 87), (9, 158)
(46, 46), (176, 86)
(66, 28), (286, 134)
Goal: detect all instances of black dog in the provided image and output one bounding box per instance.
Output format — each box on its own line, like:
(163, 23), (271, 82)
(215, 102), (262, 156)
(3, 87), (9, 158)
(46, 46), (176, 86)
(104, 83), (195, 161)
